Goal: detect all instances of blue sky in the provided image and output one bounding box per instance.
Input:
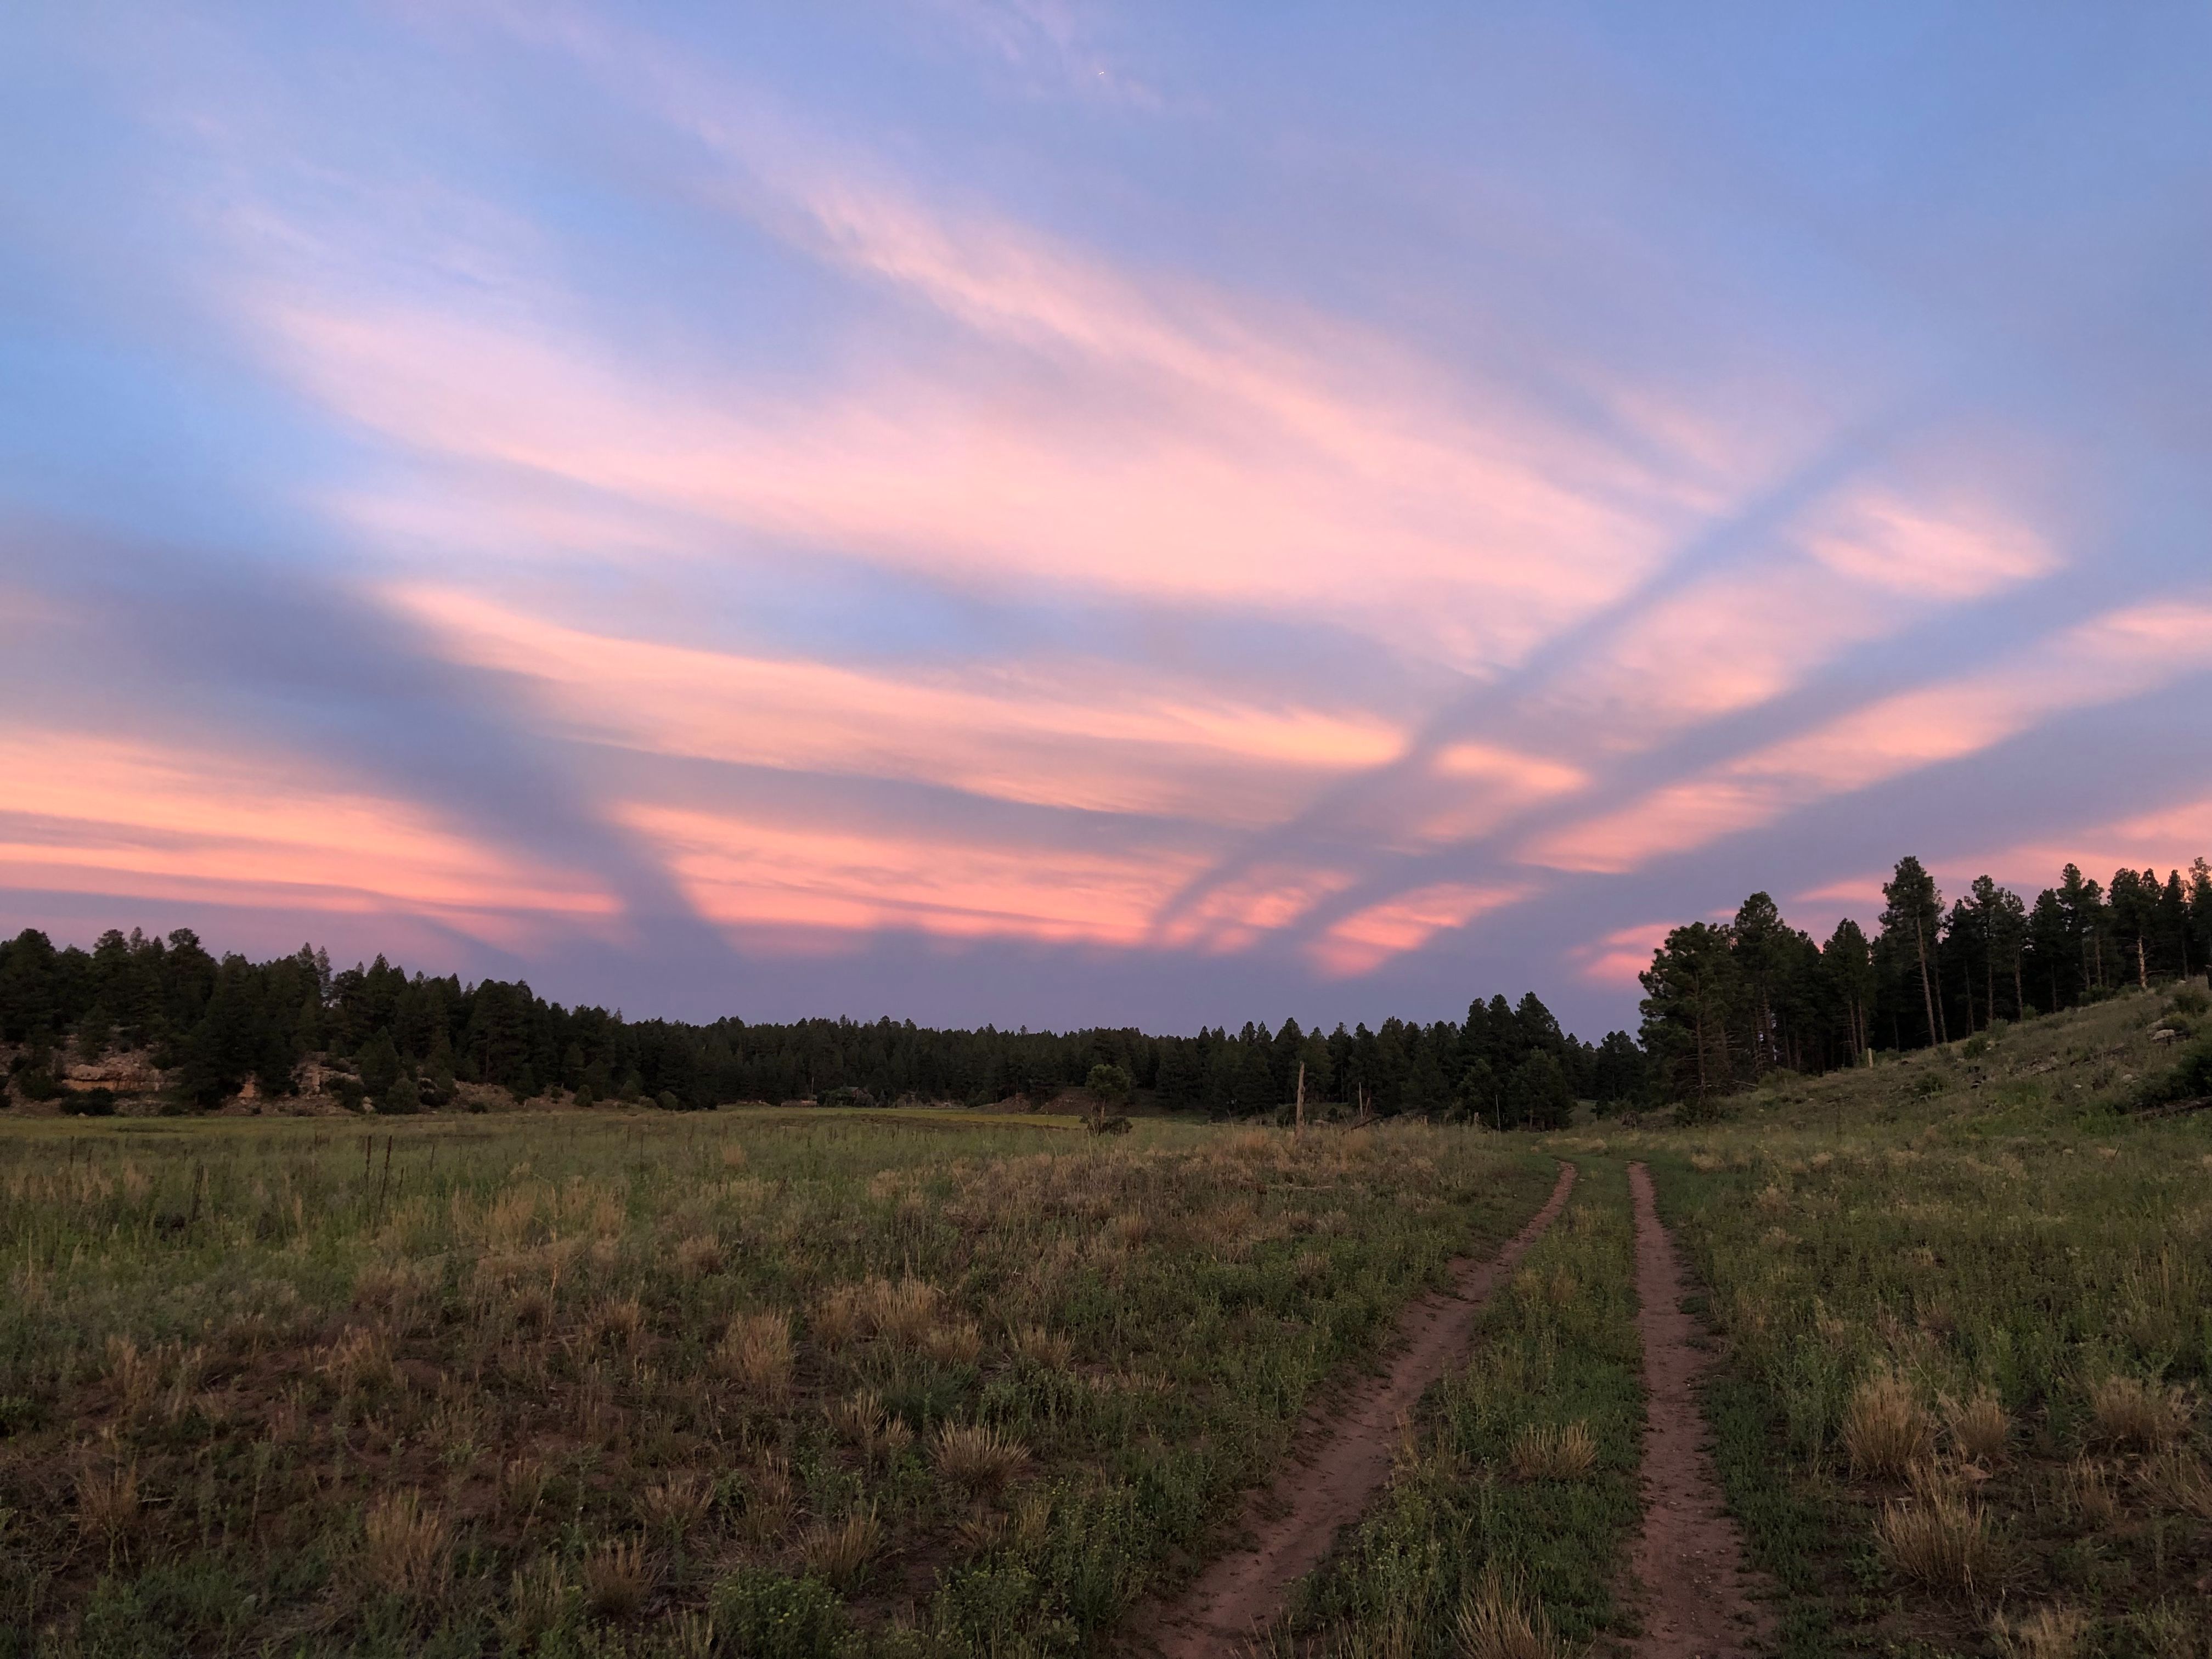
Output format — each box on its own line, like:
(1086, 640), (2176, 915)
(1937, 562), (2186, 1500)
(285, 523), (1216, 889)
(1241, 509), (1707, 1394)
(3, 3), (2209, 1038)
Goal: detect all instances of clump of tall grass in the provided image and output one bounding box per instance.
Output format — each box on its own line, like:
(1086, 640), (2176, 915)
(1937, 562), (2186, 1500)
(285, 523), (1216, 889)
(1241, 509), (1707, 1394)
(2084, 1374), (2192, 1451)
(1875, 1486), (2001, 1592)
(581, 1537), (652, 1618)
(1940, 1387), (2012, 1465)
(801, 1506), (882, 1590)
(1989, 1604), (2091, 1659)
(930, 1421), (1032, 1494)
(360, 1490), (449, 1599)
(1844, 1370), (1935, 1480)
(715, 1310), (793, 1395)
(1453, 1564), (1567, 1659)
(1508, 1421), (1598, 1482)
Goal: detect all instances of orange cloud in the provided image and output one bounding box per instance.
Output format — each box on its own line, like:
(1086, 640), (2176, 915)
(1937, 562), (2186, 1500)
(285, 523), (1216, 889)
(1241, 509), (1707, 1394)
(1306, 882), (1530, 978)
(0, 731), (613, 936)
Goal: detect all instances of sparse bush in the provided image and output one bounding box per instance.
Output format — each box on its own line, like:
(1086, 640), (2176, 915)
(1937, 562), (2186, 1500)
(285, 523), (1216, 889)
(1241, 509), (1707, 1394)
(708, 1567), (847, 1659)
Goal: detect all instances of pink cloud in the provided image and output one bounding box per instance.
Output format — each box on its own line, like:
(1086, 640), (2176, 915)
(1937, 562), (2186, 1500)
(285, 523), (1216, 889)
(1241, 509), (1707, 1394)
(0, 730), (616, 938)
(394, 585), (1404, 825)
(1570, 921), (1679, 987)
(624, 803), (1200, 949)
(1527, 598), (2212, 873)
(1305, 882), (1530, 978)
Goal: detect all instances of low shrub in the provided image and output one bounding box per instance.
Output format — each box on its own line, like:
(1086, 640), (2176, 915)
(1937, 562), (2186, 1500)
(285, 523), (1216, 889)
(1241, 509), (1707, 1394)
(708, 1568), (847, 1659)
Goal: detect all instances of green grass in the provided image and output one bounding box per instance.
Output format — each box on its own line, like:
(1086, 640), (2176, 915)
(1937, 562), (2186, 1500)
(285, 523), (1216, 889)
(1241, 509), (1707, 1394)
(1566, 985), (2212, 1655)
(0, 1113), (1551, 1657)
(1279, 1160), (1644, 1657)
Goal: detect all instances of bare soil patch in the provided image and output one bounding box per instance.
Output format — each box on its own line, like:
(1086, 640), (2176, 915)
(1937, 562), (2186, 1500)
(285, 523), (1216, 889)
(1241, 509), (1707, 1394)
(1131, 1159), (1579, 1657)
(1627, 1160), (1771, 1659)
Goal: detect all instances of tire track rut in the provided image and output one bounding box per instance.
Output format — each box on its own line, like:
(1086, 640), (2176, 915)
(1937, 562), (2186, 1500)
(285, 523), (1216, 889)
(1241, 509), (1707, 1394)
(1627, 1160), (1771, 1659)
(1131, 1160), (1579, 1657)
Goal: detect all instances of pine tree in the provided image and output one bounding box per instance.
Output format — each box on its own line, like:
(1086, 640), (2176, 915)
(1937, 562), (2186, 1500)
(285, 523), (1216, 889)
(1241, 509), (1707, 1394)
(1881, 856), (1946, 1047)
(1820, 919), (1875, 1060)
(1639, 922), (1740, 1109)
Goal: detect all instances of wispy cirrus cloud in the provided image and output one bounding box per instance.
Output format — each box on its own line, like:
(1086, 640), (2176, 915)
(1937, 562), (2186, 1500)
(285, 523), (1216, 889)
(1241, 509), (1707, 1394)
(5, 4), (2207, 1029)
(1528, 599), (2212, 875)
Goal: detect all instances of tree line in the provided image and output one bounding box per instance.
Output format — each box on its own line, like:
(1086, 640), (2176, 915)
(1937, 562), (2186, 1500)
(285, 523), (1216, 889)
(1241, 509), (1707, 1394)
(1639, 854), (2212, 1110)
(0, 924), (1645, 1125)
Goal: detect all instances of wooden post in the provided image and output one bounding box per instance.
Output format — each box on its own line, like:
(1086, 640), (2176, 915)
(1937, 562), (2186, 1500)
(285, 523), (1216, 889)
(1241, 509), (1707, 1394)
(1295, 1062), (1305, 1135)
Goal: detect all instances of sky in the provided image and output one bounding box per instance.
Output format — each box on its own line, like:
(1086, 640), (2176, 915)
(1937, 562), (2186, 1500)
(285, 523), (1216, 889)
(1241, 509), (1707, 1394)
(3, 3), (2210, 1039)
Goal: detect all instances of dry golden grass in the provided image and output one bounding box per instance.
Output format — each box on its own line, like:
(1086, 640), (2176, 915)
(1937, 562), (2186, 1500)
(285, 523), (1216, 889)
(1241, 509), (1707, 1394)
(1990, 1604), (2091, 1659)
(584, 1293), (646, 1352)
(813, 1281), (866, 1348)
(75, 1464), (139, 1550)
(1509, 1420), (1598, 1482)
(2067, 1458), (2118, 1526)
(673, 1232), (724, 1277)
(872, 1277), (944, 1350)
(715, 1310), (794, 1395)
(497, 1558), (569, 1649)
(827, 1387), (887, 1447)
(581, 1536), (652, 1618)
(801, 1506), (882, 1590)
(1875, 1487), (2001, 1592)
(923, 1317), (983, 1367)
(317, 1327), (395, 1395)
(637, 1471), (713, 1539)
(2085, 1373), (2191, 1451)
(360, 1490), (449, 1599)
(2136, 1446), (2212, 1518)
(1453, 1564), (1566, 1659)
(1844, 1369), (1936, 1480)
(1941, 1387), (2012, 1465)
(930, 1421), (1032, 1494)
(739, 1454), (794, 1548)
(719, 1139), (748, 1169)
(1012, 1323), (1074, 1369)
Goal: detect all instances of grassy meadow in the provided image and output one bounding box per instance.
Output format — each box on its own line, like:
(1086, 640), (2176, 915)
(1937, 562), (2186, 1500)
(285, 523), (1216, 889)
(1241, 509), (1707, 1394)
(5, 985), (2212, 1659)
(1582, 985), (2212, 1659)
(0, 1110), (1549, 1657)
